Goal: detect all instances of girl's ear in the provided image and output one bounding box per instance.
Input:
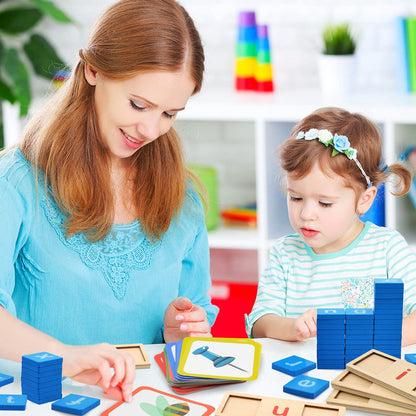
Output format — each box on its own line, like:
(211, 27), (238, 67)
(84, 63), (98, 86)
(357, 186), (377, 215)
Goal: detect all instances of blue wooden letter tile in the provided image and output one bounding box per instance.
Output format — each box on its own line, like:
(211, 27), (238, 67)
(272, 355), (316, 376)
(51, 394), (100, 415)
(283, 374), (329, 399)
(0, 394), (27, 410)
(0, 373), (13, 388)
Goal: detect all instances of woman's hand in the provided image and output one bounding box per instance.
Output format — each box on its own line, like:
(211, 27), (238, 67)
(291, 308), (317, 341)
(60, 343), (136, 402)
(163, 297), (212, 343)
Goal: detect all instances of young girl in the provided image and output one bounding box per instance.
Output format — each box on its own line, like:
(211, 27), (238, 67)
(246, 107), (416, 346)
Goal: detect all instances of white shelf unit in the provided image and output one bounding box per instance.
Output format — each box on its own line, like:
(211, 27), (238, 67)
(3, 89), (416, 283)
(175, 88), (416, 283)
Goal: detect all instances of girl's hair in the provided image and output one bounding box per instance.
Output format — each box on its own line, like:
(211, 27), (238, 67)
(20, 0), (205, 242)
(279, 107), (412, 198)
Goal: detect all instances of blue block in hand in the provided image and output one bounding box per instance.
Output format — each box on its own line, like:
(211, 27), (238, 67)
(0, 373), (13, 388)
(272, 355), (316, 376)
(52, 394), (100, 415)
(0, 394), (27, 410)
(283, 374), (329, 399)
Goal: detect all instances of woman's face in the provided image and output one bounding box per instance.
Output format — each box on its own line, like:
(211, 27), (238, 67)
(85, 65), (195, 167)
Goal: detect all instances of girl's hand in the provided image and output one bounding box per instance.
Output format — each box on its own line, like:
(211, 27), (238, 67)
(163, 297), (212, 343)
(292, 308), (317, 341)
(60, 343), (135, 402)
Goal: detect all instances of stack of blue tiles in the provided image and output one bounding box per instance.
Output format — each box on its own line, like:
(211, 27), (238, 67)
(345, 308), (374, 363)
(373, 278), (403, 358)
(21, 352), (62, 404)
(317, 308), (345, 369)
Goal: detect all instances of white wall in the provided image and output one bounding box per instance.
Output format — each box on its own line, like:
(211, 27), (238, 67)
(37, 0), (416, 95)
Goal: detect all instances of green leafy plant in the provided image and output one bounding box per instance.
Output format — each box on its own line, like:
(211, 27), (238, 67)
(322, 23), (356, 55)
(0, 0), (73, 117)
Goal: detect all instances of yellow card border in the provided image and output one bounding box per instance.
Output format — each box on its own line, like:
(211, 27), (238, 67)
(177, 337), (262, 381)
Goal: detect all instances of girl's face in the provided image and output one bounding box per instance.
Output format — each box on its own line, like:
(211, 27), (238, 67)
(84, 65), (195, 168)
(286, 162), (365, 254)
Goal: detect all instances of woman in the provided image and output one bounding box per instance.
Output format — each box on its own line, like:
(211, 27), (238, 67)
(0, 0), (218, 402)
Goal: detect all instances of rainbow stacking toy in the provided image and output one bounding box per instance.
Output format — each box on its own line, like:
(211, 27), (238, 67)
(255, 24), (274, 92)
(235, 11), (257, 91)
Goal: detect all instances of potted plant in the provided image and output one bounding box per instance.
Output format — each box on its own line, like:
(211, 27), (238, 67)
(318, 23), (357, 97)
(0, 0), (73, 148)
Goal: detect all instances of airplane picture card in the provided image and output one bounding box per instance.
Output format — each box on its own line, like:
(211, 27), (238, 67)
(331, 369), (416, 410)
(101, 386), (215, 416)
(346, 349), (416, 403)
(177, 337), (261, 381)
(115, 344), (150, 369)
(327, 388), (416, 416)
(215, 392), (346, 416)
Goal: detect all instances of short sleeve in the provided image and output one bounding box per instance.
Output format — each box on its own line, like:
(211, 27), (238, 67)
(385, 231), (416, 315)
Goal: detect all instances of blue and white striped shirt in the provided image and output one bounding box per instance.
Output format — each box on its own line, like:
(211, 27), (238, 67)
(246, 222), (416, 336)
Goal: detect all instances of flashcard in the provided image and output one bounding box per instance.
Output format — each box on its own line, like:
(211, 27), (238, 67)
(347, 349), (416, 402)
(215, 392), (346, 416)
(178, 337), (261, 381)
(115, 344), (150, 369)
(283, 375), (329, 399)
(52, 394), (100, 415)
(101, 386), (215, 416)
(327, 388), (416, 415)
(0, 394), (27, 410)
(272, 355), (316, 376)
(0, 373), (13, 388)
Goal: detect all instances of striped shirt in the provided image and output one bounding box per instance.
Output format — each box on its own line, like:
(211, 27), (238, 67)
(246, 222), (416, 336)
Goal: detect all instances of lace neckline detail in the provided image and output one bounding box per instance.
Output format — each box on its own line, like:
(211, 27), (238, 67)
(40, 192), (159, 300)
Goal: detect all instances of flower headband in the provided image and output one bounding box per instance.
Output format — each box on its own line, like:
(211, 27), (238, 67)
(296, 128), (372, 186)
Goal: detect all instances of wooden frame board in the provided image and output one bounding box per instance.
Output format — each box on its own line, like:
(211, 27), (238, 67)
(327, 388), (416, 416)
(346, 349), (416, 403)
(332, 369), (416, 410)
(115, 344), (150, 369)
(215, 392), (346, 416)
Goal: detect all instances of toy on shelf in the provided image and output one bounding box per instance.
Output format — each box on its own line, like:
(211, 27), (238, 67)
(235, 11), (257, 91)
(52, 69), (70, 89)
(188, 164), (219, 231)
(221, 204), (257, 228)
(255, 25), (274, 92)
(235, 11), (274, 92)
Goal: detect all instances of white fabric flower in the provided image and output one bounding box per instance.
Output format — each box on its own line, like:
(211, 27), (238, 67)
(318, 129), (333, 143)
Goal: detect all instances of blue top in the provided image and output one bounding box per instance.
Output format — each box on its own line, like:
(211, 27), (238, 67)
(0, 149), (218, 345)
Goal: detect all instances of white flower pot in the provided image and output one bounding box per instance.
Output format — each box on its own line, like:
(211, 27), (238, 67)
(318, 54), (356, 97)
(2, 101), (21, 147)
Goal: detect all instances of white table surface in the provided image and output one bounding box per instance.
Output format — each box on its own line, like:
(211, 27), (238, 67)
(0, 337), (415, 415)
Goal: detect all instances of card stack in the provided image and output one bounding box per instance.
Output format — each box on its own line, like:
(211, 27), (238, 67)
(373, 279), (403, 358)
(317, 309), (345, 369)
(345, 308), (373, 363)
(154, 337), (261, 394)
(327, 349), (416, 415)
(21, 352), (62, 404)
